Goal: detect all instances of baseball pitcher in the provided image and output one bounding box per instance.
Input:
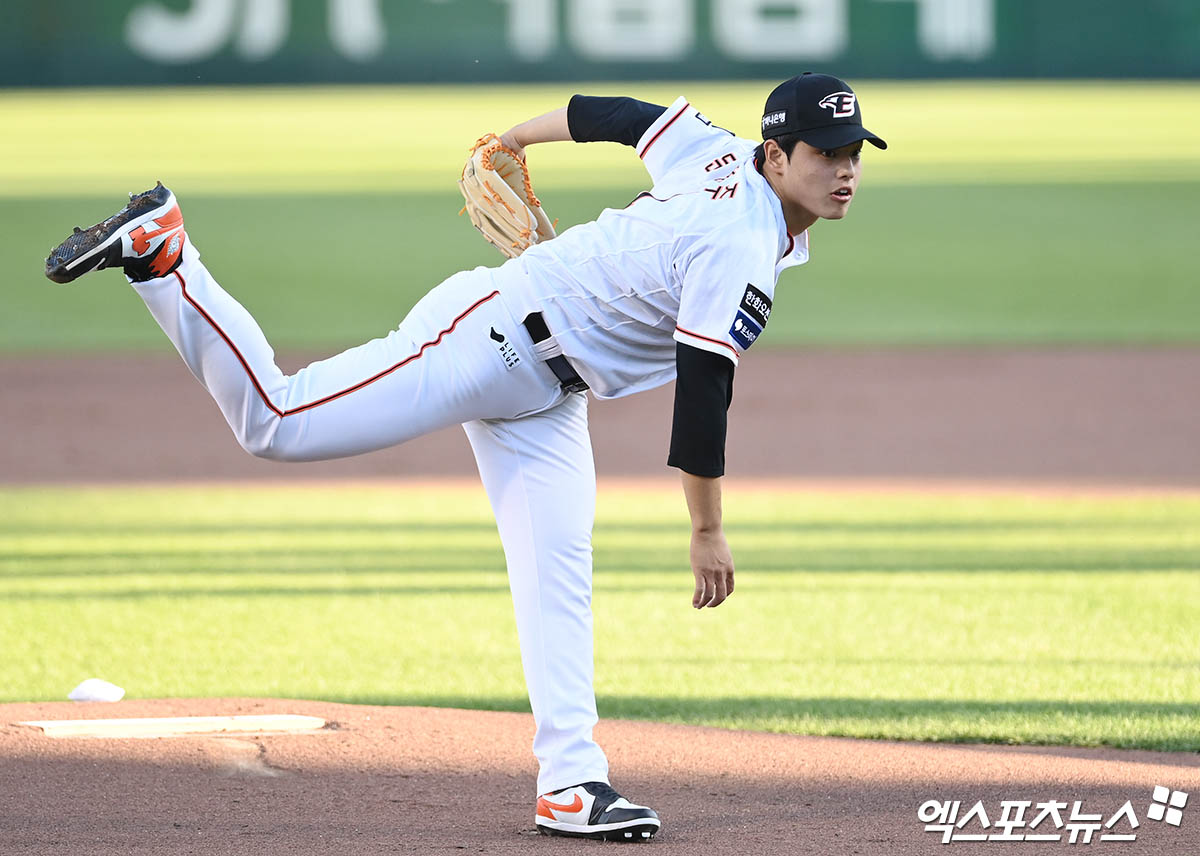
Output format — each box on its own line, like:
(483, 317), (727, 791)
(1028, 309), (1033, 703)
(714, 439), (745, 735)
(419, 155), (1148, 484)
(45, 72), (885, 841)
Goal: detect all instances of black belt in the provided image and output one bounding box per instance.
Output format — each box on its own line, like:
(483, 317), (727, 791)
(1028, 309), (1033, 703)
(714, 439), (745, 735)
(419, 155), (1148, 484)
(522, 312), (589, 394)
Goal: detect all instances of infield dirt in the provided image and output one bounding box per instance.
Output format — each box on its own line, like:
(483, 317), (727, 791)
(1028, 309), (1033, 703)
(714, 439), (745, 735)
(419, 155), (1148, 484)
(3, 348), (1199, 487)
(2, 698), (1198, 856)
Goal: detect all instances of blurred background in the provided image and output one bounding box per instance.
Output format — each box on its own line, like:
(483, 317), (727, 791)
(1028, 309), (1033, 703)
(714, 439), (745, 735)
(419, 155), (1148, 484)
(3, 0), (1199, 484)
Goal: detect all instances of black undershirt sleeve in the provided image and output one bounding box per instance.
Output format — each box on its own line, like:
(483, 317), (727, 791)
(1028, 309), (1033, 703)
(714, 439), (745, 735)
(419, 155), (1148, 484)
(567, 95), (668, 148)
(667, 342), (736, 478)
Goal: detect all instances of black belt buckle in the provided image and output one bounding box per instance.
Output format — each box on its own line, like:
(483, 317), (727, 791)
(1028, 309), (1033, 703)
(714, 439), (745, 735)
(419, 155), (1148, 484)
(558, 375), (589, 395)
(522, 312), (589, 394)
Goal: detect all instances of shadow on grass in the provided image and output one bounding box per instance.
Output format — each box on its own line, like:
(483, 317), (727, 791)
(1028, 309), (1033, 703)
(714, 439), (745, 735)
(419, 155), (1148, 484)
(3, 546), (1197, 579)
(0, 517), (1181, 539)
(617, 654), (1200, 671)
(321, 694), (1200, 754)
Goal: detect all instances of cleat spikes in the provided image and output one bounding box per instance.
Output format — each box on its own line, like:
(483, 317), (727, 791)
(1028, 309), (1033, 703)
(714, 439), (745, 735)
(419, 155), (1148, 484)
(535, 781), (660, 841)
(44, 183), (184, 284)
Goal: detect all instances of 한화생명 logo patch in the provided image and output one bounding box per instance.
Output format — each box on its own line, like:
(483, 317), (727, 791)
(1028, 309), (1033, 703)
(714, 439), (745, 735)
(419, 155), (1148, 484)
(740, 284), (772, 328)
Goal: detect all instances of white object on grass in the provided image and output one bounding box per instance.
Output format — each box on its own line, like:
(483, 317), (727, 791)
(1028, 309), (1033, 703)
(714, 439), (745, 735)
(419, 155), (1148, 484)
(68, 678), (125, 703)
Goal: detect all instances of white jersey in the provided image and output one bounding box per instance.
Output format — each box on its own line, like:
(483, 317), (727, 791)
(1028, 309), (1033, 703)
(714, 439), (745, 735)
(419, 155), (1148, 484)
(493, 96), (811, 399)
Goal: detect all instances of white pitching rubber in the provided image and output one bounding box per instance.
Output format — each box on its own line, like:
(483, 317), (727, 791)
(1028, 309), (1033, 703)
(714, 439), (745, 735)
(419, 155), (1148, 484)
(18, 714), (327, 739)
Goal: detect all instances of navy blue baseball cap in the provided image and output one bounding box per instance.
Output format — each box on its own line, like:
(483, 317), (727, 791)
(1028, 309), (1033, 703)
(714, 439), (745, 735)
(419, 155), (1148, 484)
(761, 72), (887, 150)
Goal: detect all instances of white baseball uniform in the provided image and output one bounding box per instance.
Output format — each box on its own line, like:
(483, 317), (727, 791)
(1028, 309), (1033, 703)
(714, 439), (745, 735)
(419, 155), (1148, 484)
(129, 95), (808, 795)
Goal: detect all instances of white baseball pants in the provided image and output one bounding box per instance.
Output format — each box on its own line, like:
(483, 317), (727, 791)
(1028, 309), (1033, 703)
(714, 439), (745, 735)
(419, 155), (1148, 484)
(132, 242), (609, 794)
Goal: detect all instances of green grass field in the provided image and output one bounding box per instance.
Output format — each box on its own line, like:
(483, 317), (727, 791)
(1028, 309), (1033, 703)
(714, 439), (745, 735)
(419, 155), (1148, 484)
(4, 81), (1200, 349)
(4, 82), (1199, 753)
(3, 484), (1198, 752)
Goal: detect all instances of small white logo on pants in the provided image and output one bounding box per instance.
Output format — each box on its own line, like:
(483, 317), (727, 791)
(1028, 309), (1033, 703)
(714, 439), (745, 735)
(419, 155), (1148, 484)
(489, 327), (521, 371)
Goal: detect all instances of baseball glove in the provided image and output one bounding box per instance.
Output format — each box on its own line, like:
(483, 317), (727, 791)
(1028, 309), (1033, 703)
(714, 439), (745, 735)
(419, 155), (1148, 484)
(459, 133), (556, 259)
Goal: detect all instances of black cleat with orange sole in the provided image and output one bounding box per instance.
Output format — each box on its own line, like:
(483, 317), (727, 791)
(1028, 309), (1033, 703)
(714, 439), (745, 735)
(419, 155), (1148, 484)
(45, 182), (187, 284)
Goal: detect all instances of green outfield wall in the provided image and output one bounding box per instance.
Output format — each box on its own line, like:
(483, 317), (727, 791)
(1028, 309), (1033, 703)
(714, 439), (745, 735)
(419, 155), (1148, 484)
(6, 0), (1199, 86)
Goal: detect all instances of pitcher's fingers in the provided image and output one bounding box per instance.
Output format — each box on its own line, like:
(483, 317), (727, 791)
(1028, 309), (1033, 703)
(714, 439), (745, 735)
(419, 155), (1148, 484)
(708, 574), (729, 608)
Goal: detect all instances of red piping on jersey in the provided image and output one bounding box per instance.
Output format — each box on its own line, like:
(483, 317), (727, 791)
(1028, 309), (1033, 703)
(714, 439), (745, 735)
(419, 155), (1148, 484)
(638, 102), (690, 159)
(173, 270), (500, 418)
(675, 325), (740, 359)
(625, 190), (686, 209)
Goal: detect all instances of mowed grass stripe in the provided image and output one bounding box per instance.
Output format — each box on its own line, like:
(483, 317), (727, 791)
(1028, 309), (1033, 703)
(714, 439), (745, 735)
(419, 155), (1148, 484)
(1, 484), (1197, 751)
(8, 81), (1199, 351)
(9, 181), (1200, 350)
(3, 82), (1200, 195)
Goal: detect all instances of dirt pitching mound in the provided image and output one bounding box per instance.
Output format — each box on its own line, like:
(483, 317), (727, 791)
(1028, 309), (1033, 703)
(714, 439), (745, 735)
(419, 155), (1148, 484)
(1, 698), (1197, 855)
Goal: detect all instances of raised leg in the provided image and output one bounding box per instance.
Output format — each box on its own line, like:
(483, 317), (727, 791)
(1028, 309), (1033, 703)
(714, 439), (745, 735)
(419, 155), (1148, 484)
(131, 242), (562, 461)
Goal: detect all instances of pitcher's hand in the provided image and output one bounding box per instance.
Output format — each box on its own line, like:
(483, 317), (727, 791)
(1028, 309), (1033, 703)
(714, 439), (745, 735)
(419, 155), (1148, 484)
(690, 528), (735, 608)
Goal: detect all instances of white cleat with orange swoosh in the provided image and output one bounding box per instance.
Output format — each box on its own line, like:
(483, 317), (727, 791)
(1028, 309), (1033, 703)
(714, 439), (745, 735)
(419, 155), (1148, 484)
(536, 781), (660, 841)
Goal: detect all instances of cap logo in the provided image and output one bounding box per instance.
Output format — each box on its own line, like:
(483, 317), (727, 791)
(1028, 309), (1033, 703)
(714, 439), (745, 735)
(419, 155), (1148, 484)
(818, 92), (857, 118)
(761, 111), (787, 131)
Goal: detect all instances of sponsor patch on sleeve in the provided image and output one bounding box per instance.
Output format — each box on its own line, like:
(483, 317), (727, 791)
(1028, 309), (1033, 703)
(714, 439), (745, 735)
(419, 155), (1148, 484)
(740, 284), (772, 328)
(729, 311), (763, 350)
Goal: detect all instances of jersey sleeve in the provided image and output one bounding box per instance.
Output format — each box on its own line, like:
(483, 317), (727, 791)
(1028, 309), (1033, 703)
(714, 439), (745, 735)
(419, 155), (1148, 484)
(673, 240), (774, 368)
(634, 96), (739, 185)
(567, 95), (667, 148)
(667, 342), (735, 477)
